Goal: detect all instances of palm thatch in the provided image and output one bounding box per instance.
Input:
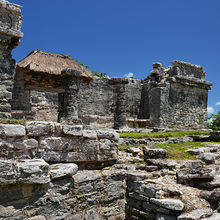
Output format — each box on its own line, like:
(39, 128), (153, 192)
(17, 50), (93, 82)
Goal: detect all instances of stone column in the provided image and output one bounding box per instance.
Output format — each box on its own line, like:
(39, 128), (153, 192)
(0, 0), (23, 118)
(58, 68), (82, 124)
(111, 77), (128, 130)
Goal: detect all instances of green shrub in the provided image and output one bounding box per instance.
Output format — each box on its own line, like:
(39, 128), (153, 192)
(208, 111), (220, 130)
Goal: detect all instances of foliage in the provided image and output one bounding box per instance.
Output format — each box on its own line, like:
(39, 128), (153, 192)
(74, 59), (107, 77)
(92, 71), (107, 77)
(119, 130), (210, 139)
(208, 111), (220, 130)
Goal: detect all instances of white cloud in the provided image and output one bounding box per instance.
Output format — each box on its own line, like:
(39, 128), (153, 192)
(123, 72), (134, 78)
(207, 106), (215, 114)
(215, 102), (220, 106)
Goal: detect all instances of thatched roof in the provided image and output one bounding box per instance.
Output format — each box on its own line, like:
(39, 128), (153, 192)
(17, 50), (93, 82)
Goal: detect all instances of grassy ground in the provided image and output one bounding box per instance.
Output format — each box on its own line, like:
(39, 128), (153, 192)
(119, 130), (210, 139)
(0, 118), (32, 125)
(153, 142), (206, 160)
(119, 142), (220, 160)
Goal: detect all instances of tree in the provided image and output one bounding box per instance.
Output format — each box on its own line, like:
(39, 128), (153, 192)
(208, 111), (220, 130)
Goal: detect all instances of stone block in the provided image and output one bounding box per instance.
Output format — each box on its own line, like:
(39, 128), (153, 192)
(83, 130), (97, 139)
(25, 121), (54, 136)
(97, 130), (120, 141)
(143, 147), (167, 159)
(0, 160), (18, 185)
(177, 161), (215, 185)
(0, 159), (50, 185)
(49, 163), (78, 180)
(0, 124), (25, 137)
(150, 198), (184, 211)
(177, 208), (212, 220)
(62, 125), (83, 137)
(17, 159), (50, 184)
(40, 136), (80, 151)
(73, 170), (101, 184)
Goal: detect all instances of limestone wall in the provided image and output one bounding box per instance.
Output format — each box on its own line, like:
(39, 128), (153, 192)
(144, 61), (212, 129)
(0, 159), (126, 219)
(0, 0), (23, 118)
(0, 122), (119, 168)
(26, 77), (143, 128)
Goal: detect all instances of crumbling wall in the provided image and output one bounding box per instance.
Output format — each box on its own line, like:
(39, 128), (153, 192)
(0, 159), (126, 219)
(30, 91), (59, 122)
(0, 1), (23, 118)
(0, 122), (119, 168)
(144, 61), (212, 129)
(78, 76), (142, 122)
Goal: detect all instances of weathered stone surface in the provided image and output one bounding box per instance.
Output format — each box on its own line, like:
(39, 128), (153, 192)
(197, 153), (220, 164)
(150, 198), (184, 211)
(202, 213), (220, 220)
(49, 163), (78, 180)
(156, 213), (177, 220)
(25, 121), (55, 136)
(125, 147), (141, 156)
(177, 161), (215, 185)
(83, 129), (97, 139)
(97, 129), (119, 141)
(25, 216), (47, 220)
(177, 208), (213, 220)
(146, 159), (177, 169)
(0, 159), (50, 185)
(17, 159), (50, 184)
(0, 124), (25, 137)
(62, 125), (83, 136)
(143, 146), (167, 159)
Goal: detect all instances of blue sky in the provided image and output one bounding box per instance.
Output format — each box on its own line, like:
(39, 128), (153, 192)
(11, 0), (220, 114)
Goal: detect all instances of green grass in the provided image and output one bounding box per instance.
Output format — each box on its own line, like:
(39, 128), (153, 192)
(153, 142), (206, 160)
(0, 118), (34, 125)
(119, 130), (210, 139)
(118, 145), (144, 151)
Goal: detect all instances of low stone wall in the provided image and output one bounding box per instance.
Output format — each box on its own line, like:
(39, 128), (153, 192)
(0, 122), (119, 169)
(0, 159), (126, 219)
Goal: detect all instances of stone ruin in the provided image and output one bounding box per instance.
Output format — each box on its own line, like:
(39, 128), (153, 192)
(0, 0), (212, 131)
(2, 1), (220, 220)
(11, 53), (212, 130)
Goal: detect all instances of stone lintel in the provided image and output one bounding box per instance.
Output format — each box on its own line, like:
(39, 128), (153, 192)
(0, 27), (23, 38)
(61, 68), (82, 79)
(110, 77), (129, 85)
(168, 76), (212, 90)
(171, 60), (203, 70)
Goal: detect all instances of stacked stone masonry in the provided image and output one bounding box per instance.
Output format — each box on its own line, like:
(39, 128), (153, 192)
(15, 62), (212, 130)
(0, 0), (23, 118)
(0, 122), (119, 168)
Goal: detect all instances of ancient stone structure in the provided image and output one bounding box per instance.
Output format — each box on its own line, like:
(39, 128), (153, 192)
(0, 2), (219, 219)
(0, 0), (23, 118)
(11, 50), (93, 120)
(140, 61), (212, 129)
(12, 51), (212, 129)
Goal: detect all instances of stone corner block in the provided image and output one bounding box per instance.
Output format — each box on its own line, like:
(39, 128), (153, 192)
(150, 198), (184, 211)
(62, 125), (83, 137)
(97, 130), (119, 141)
(49, 163), (78, 180)
(25, 121), (55, 137)
(0, 159), (50, 185)
(0, 124), (25, 138)
(17, 159), (50, 184)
